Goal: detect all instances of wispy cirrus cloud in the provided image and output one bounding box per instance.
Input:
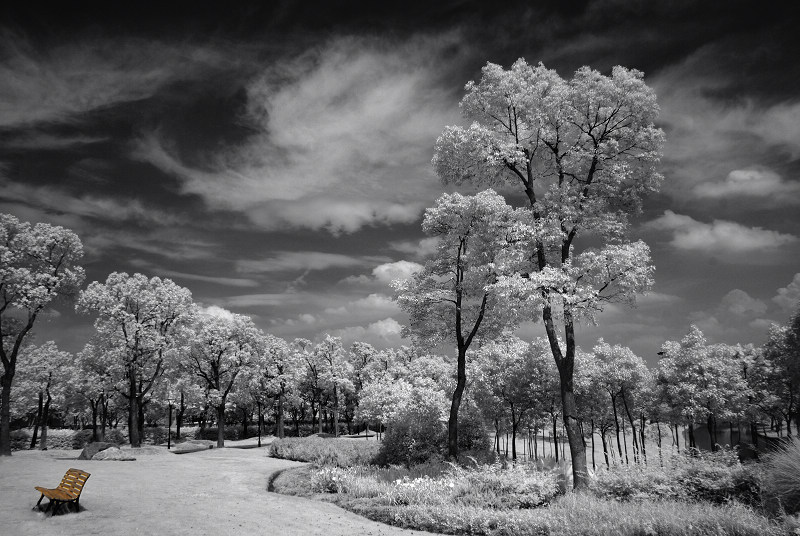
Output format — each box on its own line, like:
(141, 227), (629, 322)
(236, 251), (390, 274)
(0, 31), (241, 128)
(131, 34), (464, 233)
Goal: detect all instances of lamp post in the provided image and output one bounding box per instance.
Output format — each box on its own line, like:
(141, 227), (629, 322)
(167, 397), (175, 450)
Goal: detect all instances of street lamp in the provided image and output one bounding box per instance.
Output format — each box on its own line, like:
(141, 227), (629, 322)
(167, 396), (175, 450)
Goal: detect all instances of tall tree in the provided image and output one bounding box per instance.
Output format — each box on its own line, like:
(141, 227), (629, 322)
(433, 60), (664, 487)
(77, 272), (193, 447)
(757, 307), (800, 435)
(180, 309), (259, 448)
(313, 335), (353, 437)
(14, 341), (73, 450)
(393, 189), (518, 459)
(0, 214), (85, 455)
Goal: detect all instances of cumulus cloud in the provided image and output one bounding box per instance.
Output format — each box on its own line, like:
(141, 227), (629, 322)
(131, 34), (463, 232)
(198, 305), (236, 321)
(773, 273), (800, 312)
(646, 210), (797, 253)
(331, 317), (405, 348)
(389, 237), (440, 259)
(694, 168), (800, 202)
(372, 260), (424, 284)
(719, 289), (767, 317)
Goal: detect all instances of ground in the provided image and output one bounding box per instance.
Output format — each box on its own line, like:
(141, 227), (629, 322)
(0, 440), (436, 536)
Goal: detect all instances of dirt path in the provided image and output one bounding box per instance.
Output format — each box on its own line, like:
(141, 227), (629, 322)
(0, 447), (436, 536)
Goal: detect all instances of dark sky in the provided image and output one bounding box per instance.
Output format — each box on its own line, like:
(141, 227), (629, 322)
(2, 1), (799, 363)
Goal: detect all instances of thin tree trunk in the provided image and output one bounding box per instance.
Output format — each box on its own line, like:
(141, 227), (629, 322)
(39, 396), (51, 451)
(276, 393), (285, 439)
(600, 428), (610, 468)
(30, 391), (43, 449)
(552, 414), (559, 462)
(590, 419), (596, 471)
(611, 393), (623, 460)
(216, 403), (226, 448)
(621, 413), (629, 464)
(0, 372), (15, 455)
(447, 348), (467, 460)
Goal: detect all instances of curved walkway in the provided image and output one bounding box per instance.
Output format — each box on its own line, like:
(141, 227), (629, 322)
(0, 447), (435, 536)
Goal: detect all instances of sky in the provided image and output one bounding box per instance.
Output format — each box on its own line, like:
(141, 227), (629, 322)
(1, 1), (799, 364)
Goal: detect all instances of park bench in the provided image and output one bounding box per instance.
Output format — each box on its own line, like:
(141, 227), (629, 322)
(33, 468), (91, 515)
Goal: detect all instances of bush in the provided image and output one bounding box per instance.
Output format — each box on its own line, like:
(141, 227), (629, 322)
(146, 426), (167, 445)
(10, 429), (30, 451)
(590, 447), (762, 506)
(457, 404), (492, 453)
(376, 404), (446, 467)
(103, 428), (127, 445)
(763, 436), (800, 514)
(269, 436), (381, 467)
(72, 429), (94, 449)
(41, 429), (78, 450)
(194, 426), (243, 441)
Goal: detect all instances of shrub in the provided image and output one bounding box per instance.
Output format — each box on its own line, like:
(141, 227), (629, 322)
(146, 426), (167, 445)
(269, 436), (380, 467)
(194, 426), (242, 441)
(72, 429), (94, 448)
(41, 429), (78, 450)
(10, 428), (31, 451)
(376, 404), (446, 467)
(763, 436), (800, 514)
(590, 447), (762, 506)
(103, 428), (127, 445)
(457, 404), (492, 453)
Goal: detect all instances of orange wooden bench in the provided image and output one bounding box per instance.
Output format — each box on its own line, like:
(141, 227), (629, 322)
(33, 468), (91, 515)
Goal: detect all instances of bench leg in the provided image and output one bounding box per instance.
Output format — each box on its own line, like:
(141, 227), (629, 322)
(33, 493), (45, 511)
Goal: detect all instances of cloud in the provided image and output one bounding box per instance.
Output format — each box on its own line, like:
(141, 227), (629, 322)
(150, 269), (259, 288)
(719, 289), (767, 317)
(0, 32), (238, 128)
(650, 44), (800, 202)
(646, 210), (797, 253)
(772, 273), (800, 312)
(131, 34), (464, 232)
(0, 178), (183, 227)
(198, 305), (236, 321)
(3, 132), (109, 150)
(236, 251), (388, 274)
(388, 237), (440, 259)
(372, 260), (423, 285)
(694, 168), (800, 202)
(331, 317), (405, 348)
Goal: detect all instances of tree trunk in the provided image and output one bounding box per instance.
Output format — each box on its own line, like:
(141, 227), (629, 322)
(590, 419), (596, 471)
(621, 414), (629, 464)
(176, 391), (185, 440)
(101, 395), (108, 441)
(552, 414), (559, 462)
(447, 348), (467, 460)
(216, 403), (226, 448)
(128, 371), (141, 447)
(39, 396), (51, 451)
(640, 413), (647, 464)
(688, 423), (696, 450)
(600, 428), (610, 468)
(241, 407), (248, 439)
(30, 391), (43, 449)
(0, 372), (14, 456)
(621, 393), (639, 463)
(276, 393), (285, 439)
(90, 398), (99, 442)
(611, 393), (623, 461)
(511, 418), (518, 461)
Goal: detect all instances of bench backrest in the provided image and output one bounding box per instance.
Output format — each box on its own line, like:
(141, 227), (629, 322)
(57, 469), (91, 497)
